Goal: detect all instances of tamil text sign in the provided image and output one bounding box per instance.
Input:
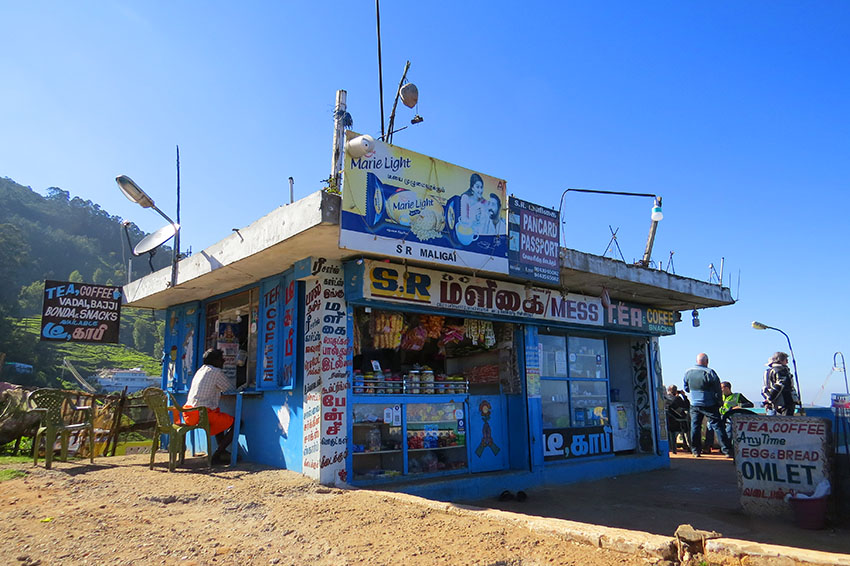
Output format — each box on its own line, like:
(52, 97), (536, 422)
(41, 280), (122, 344)
(355, 261), (675, 335)
(543, 426), (612, 461)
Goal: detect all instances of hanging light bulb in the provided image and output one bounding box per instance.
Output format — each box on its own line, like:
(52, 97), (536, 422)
(651, 198), (663, 222)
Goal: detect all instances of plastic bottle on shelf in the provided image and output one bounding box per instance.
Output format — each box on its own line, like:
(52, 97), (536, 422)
(367, 428), (381, 452)
(353, 370), (364, 394)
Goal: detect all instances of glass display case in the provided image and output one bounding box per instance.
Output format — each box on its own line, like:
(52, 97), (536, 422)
(569, 380), (609, 427)
(539, 334), (568, 377)
(540, 380), (571, 428)
(540, 332), (610, 434)
(351, 403), (403, 480)
(567, 336), (607, 379)
(406, 402), (467, 475)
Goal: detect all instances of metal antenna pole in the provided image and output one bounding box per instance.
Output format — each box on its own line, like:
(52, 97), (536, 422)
(376, 0), (385, 139)
(173, 145), (181, 288)
(386, 61), (411, 144)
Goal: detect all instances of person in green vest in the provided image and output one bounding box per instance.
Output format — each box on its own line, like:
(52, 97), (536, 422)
(718, 380), (754, 445)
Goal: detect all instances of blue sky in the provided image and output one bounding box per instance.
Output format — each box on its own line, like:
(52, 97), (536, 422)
(2, 2), (849, 404)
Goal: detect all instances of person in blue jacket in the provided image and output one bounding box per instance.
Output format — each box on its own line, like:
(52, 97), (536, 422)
(683, 353), (732, 458)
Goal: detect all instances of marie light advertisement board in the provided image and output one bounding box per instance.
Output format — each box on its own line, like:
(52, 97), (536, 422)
(41, 280), (122, 344)
(508, 197), (560, 284)
(340, 132), (508, 273)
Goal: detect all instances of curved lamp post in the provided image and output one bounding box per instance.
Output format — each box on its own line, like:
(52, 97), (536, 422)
(557, 188), (662, 267)
(834, 352), (849, 395)
(116, 174), (180, 287)
(752, 321), (803, 409)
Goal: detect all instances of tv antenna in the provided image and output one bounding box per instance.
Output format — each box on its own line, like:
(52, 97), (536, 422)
(665, 251), (676, 274)
(602, 226), (626, 262)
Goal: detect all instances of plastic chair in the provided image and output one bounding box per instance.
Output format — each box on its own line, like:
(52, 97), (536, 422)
(29, 389), (95, 469)
(142, 387), (212, 471)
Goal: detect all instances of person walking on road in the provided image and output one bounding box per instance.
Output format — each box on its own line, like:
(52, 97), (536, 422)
(683, 353), (733, 458)
(762, 351), (797, 416)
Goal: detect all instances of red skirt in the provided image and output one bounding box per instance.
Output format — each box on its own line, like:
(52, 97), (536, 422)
(183, 406), (234, 436)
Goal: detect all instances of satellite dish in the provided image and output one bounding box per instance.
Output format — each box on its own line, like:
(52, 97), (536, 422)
(133, 223), (179, 256)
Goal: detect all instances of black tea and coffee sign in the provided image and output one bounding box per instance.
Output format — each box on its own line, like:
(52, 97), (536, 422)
(41, 280), (122, 343)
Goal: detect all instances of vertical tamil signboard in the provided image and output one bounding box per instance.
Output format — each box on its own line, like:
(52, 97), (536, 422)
(340, 131), (508, 273)
(507, 197), (560, 284)
(41, 280), (122, 343)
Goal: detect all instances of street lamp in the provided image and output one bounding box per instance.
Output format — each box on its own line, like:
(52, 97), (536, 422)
(834, 352), (849, 395)
(557, 188), (663, 267)
(752, 321), (803, 410)
(116, 174), (180, 287)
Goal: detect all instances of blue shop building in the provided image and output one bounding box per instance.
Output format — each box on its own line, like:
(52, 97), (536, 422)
(123, 135), (733, 500)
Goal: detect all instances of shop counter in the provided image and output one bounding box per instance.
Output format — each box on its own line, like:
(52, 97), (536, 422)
(221, 389), (265, 466)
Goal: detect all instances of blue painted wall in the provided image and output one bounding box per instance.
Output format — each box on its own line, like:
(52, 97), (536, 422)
(232, 390), (303, 470)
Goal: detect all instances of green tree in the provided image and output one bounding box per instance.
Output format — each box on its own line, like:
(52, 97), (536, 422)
(0, 224), (30, 303)
(17, 280), (44, 316)
(68, 270), (84, 283)
(132, 317), (155, 354)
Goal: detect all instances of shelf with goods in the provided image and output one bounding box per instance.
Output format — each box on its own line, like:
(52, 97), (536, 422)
(350, 416), (403, 480)
(352, 306), (510, 397)
(571, 396), (608, 408)
(352, 374), (469, 396)
(569, 379), (609, 426)
(406, 400), (467, 474)
(406, 427), (467, 474)
(567, 336), (607, 379)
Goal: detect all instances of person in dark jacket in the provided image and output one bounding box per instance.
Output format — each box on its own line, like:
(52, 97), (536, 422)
(665, 385), (691, 453)
(762, 351), (797, 415)
(683, 353), (732, 457)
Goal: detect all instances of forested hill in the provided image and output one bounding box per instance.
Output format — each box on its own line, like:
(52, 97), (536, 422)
(0, 176), (169, 388)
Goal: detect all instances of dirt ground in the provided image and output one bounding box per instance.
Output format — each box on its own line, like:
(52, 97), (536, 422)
(0, 454), (663, 566)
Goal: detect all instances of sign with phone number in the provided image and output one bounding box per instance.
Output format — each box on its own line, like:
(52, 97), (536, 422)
(543, 426), (613, 461)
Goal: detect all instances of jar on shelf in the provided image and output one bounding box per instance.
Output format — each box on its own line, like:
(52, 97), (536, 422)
(408, 370), (420, 394)
(422, 370), (434, 394)
(364, 372), (375, 395)
(353, 370), (364, 394)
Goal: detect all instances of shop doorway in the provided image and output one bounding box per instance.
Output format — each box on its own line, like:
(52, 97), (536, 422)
(204, 289), (259, 388)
